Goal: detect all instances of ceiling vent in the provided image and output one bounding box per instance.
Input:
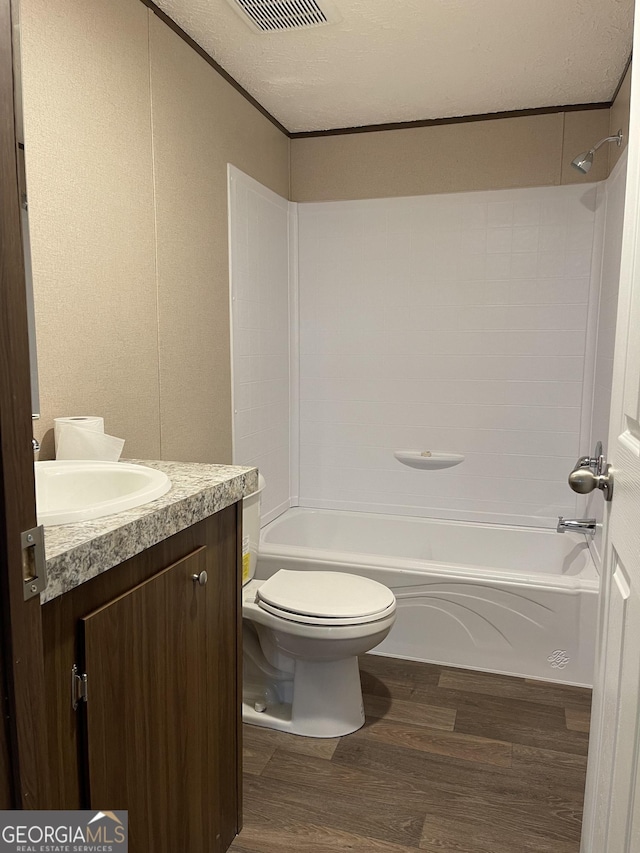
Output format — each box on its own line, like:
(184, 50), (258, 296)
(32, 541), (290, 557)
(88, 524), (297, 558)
(226, 0), (341, 33)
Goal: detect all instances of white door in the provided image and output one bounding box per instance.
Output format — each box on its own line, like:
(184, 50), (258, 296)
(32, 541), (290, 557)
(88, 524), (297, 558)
(580, 40), (640, 853)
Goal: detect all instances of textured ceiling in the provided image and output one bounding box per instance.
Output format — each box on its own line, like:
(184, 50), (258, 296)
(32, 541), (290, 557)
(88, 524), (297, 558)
(153, 0), (633, 133)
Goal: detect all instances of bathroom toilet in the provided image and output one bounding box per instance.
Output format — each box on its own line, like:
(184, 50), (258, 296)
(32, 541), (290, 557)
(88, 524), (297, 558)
(242, 477), (396, 738)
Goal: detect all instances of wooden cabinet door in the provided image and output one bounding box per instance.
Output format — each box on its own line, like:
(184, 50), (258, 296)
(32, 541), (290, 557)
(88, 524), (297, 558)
(81, 544), (237, 853)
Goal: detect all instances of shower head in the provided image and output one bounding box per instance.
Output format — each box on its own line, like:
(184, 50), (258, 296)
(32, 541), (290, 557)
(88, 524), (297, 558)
(571, 150), (595, 174)
(571, 129), (624, 175)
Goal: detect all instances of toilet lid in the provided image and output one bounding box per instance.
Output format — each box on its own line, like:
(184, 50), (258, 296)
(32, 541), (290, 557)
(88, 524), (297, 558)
(256, 569), (395, 623)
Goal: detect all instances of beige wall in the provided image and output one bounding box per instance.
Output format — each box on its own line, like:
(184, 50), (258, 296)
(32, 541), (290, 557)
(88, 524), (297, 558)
(22, 0), (160, 459)
(610, 64), (631, 172)
(149, 16), (289, 462)
(290, 108), (612, 202)
(22, 0), (289, 462)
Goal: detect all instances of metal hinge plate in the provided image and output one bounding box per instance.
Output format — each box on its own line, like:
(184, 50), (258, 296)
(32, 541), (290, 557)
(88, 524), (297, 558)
(71, 664), (88, 710)
(21, 524), (47, 600)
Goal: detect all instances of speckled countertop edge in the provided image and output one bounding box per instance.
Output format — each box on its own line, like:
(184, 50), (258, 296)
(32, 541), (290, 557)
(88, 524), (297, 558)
(41, 461), (258, 604)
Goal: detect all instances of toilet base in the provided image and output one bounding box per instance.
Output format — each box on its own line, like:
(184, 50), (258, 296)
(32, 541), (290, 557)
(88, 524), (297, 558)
(242, 655), (365, 738)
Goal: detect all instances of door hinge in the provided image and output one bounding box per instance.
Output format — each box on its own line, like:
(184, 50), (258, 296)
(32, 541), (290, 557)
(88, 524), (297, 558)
(21, 524), (47, 601)
(71, 664), (88, 710)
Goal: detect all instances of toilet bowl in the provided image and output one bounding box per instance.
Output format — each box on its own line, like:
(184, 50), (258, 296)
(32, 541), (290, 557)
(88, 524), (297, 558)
(242, 478), (396, 738)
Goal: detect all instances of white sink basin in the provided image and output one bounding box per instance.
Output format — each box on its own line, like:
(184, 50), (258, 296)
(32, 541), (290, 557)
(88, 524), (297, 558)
(35, 460), (171, 526)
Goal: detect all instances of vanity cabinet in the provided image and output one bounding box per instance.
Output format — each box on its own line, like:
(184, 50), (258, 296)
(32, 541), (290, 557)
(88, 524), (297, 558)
(41, 503), (242, 853)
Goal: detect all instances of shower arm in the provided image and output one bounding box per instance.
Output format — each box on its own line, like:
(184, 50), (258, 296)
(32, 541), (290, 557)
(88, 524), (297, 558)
(590, 131), (624, 154)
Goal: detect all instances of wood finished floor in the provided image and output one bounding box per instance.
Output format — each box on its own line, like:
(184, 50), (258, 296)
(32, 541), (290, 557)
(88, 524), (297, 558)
(230, 655), (591, 853)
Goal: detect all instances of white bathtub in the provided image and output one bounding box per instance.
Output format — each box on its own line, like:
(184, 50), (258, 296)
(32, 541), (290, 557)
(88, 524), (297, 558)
(257, 508), (599, 687)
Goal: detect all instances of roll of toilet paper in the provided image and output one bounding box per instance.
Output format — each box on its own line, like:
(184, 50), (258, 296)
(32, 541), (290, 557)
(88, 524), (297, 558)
(54, 416), (104, 455)
(55, 424), (125, 462)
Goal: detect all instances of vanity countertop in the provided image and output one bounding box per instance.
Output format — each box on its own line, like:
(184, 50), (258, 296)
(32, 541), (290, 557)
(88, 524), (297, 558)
(41, 460), (258, 603)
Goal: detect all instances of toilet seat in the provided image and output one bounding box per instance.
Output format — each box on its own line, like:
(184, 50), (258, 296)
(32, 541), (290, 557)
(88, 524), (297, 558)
(256, 569), (396, 626)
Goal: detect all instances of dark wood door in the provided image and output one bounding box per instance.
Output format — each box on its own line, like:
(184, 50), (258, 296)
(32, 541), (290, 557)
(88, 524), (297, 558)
(0, 0), (50, 808)
(0, 610), (14, 808)
(82, 542), (238, 853)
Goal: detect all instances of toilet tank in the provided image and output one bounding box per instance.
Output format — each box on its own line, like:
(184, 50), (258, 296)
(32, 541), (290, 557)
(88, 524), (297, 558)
(242, 473), (266, 585)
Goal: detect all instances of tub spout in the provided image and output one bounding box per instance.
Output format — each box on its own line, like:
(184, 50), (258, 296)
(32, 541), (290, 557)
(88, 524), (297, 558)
(557, 516), (596, 536)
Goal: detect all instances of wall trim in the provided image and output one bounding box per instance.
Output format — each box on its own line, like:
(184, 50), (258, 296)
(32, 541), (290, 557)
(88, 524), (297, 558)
(139, 0), (290, 137)
(290, 103), (611, 139)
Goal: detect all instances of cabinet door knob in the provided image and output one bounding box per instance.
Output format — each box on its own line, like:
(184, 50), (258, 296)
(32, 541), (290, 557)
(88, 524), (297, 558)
(192, 570), (208, 586)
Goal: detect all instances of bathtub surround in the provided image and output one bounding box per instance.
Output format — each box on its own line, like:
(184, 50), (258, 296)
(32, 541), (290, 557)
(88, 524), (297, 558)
(298, 184), (601, 527)
(229, 162), (626, 532)
(228, 167), (293, 523)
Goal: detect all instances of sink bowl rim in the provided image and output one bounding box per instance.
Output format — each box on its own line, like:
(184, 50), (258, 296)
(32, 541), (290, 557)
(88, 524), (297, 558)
(35, 460), (172, 527)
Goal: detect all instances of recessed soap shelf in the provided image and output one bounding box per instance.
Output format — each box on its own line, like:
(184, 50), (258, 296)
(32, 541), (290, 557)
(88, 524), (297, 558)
(394, 451), (465, 470)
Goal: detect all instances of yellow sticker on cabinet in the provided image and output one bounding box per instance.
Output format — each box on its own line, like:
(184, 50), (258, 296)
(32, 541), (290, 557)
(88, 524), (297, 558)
(242, 552), (251, 583)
